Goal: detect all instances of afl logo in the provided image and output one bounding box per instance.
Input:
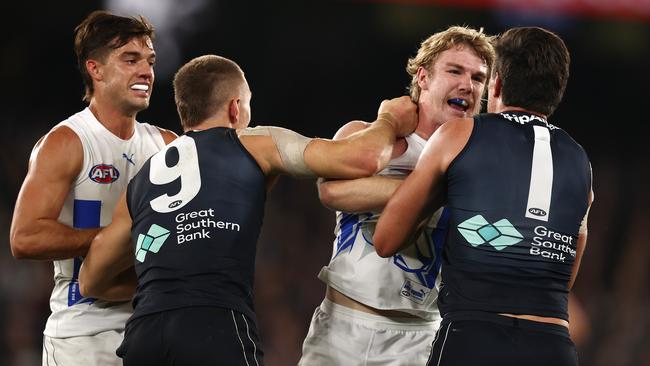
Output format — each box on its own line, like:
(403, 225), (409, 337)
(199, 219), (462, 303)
(168, 200), (182, 209)
(89, 164), (120, 184)
(528, 208), (547, 217)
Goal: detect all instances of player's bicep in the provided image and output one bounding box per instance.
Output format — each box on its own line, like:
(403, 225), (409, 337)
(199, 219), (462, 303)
(331, 120), (370, 140)
(12, 128), (82, 227)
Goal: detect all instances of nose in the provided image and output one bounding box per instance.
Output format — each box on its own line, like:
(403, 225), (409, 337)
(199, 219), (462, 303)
(137, 61), (154, 82)
(458, 73), (473, 94)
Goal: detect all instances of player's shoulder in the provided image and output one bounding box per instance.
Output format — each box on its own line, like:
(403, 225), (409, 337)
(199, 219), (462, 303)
(135, 120), (178, 144)
(155, 126), (178, 144)
(438, 117), (474, 135)
(40, 124), (82, 150)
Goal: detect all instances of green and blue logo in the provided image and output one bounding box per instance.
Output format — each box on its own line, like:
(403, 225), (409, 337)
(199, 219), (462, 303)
(135, 224), (170, 263)
(457, 215), (523, 250)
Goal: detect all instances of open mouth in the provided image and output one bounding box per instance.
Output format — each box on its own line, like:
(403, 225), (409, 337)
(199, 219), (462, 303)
(130, 84), (150, 92)
(447, 98), (469, 112)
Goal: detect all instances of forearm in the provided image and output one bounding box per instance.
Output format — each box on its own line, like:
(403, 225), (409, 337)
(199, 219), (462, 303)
(318, 176), (404, 213)
(80, 266), (136, 301)
(10, 219), (100, 260)
(568, 231), (587, 290)
(345, 118), (398, 174)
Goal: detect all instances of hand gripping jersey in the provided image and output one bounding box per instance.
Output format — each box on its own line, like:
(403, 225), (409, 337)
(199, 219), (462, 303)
(46, 108), (166, 338)
(319, 133), (448, 321)
(439, 112), (592, 320)
(126, 128), (266, 324)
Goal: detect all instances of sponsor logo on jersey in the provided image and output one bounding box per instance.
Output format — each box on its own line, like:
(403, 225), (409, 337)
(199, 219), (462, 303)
(400, 279), (429, 304)
(457, 215), (577, 263)
(135, 224), (171, 263)
(89, 164), (120, 183)
(457, 215), (523, 250)
(530, 225), (576, 262)
(500, 112), (557, 130)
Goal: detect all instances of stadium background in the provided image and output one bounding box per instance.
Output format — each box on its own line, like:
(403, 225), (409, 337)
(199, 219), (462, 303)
(1, 0), (649, 365)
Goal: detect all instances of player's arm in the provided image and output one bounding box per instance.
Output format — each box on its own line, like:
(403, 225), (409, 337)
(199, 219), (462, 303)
(10, 126), (100, 260)
(317, 120), (404, 213)
(241, 96), (417, 180)
(374, 118), (473, 257)
(79, 193), (136, 301)
(569, 185), (593, 290)
(156, 127), (178, 144)
(318, 175), (404, 213)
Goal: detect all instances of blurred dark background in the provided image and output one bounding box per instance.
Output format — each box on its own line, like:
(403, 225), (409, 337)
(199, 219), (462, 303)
(1, 0), (649, 365)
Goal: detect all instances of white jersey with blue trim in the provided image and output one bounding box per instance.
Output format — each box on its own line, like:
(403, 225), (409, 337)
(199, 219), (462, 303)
(44, 108), (166, 338)
(318, 133), (448, 321)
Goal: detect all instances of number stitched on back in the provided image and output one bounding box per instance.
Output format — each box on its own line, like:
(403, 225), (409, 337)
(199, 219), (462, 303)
(149, 136), (201, 213)
(525, 126), (553, 222)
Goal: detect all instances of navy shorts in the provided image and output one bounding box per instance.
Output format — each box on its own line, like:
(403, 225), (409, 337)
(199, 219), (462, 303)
(428, 312), (578, 366)
(117, 307), (263, 366)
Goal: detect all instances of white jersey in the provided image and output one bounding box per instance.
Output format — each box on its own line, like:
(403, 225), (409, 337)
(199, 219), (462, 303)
(319, 133), (449, 321)
(45, 108), (166, 338)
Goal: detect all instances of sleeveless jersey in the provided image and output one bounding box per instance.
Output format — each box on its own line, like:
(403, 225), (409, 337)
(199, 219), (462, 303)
(439, 111), (591, 320)
(319, 133), (448, 321)
(126, 128), (266, 323)
(46, 108), (166, 337)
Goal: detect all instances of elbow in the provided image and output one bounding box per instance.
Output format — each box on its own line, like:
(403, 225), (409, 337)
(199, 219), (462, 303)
(317, 182), (340, 210)
(10, 230), (32, 260)
(78, 274), (95, 299)
(373, 234), (396, 258)
(375, 245), (394, 258)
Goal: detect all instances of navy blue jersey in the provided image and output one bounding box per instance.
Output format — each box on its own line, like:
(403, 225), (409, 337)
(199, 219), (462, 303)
(126, 127), (266, 322)
(439, 112), (591, 320)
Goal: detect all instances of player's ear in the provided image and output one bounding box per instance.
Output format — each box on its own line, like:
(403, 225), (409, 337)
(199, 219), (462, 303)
(84, 59), (104, 81)
(416, 66), (430, 91)
(86, 59), (103, 82)
(491, 72), (502, 98)
(228, 98), (240, 125)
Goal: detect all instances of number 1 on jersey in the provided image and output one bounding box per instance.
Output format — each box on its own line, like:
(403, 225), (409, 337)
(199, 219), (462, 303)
(525, 126), (553, 222)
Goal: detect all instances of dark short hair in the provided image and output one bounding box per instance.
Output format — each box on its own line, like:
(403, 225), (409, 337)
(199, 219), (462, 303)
(74, 10), (154, 102)
(173, 55), (245, 129)
(493, 27), (570, 116)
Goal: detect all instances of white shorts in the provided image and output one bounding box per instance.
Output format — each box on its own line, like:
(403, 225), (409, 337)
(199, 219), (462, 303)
(42, 330), (124, 366)
(299, 299), (440, 366)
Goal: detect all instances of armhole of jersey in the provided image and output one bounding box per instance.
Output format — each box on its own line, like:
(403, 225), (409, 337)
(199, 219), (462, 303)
(446, 117), (479, 173)
(60, 122), (88, 187)
(231, 129), (269, 178)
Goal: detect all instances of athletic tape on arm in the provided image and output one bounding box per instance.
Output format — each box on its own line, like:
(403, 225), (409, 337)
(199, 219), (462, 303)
(239, 126), (314, 177)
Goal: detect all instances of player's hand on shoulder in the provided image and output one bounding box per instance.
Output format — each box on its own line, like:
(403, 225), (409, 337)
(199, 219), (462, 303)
(377, 96), (418, 137)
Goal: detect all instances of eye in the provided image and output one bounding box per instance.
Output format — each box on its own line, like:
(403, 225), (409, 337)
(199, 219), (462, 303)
(125, 59), (137, 65)
(447, 69), (461, 75)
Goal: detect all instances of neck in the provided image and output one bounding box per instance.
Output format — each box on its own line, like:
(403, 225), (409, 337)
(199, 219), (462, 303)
(494, 103), (547, 119)
(186, 117), (234, 132)
(415, 101), (441, 140)
(88, 99), (136, 139)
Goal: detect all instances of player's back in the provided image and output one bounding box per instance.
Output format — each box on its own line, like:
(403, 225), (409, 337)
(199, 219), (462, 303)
(440, 111), (591, 320)
(126, 127), (266, 323)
